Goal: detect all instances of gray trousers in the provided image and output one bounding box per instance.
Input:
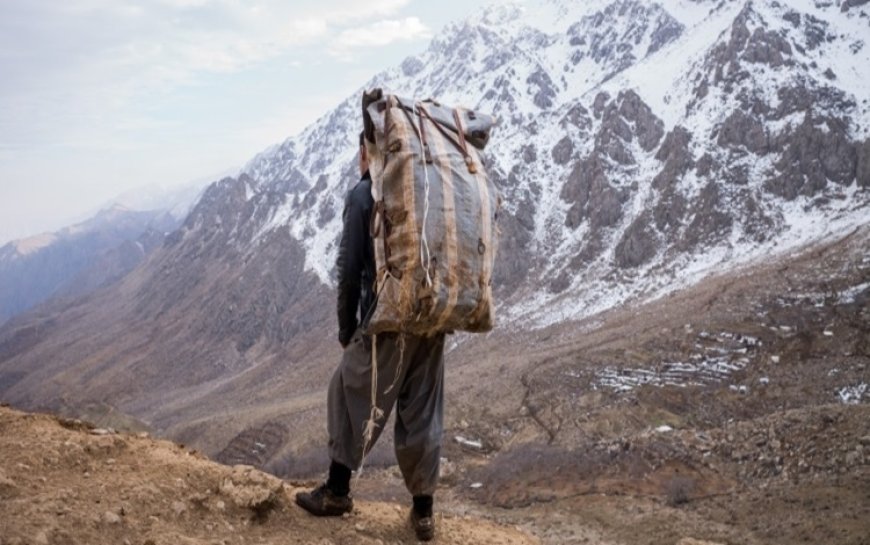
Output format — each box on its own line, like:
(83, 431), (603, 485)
(327, 329), (445, 496)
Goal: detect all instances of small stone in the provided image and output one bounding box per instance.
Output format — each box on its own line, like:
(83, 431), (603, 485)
(355, 523), (366, 532)
(214, 500), (226, 511)
(439, 458), (457, 482)
(219, 466), (283, 509)
(103, 511), (121, 525)
(172, 500), (187, 516)
(859, 435), (870, 447)
(137, 432), (150, 439)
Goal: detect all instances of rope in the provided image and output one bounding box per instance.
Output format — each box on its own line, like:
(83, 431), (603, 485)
(357, 266), (399, 479)
(421, 164), (433, 288)
(357, 333), (383, 479)
(408, 101), (434, 289)
(356, 97), (433, 480)
(384, 333), (406, 395)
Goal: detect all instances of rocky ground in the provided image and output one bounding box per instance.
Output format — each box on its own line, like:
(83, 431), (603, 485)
(0, 406), (536, 545)
(342, 228), (870, 545)
(421, 227), (870, 545)
(2, 230), (867, 545)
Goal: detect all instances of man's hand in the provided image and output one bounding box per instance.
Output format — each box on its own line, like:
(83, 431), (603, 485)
(338, 327), (355, 349)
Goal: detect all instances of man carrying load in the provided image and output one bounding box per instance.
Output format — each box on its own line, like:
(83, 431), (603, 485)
(296, 89), (499, 542)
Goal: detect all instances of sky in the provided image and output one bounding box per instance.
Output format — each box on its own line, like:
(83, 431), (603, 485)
(0, 0), (490, 244)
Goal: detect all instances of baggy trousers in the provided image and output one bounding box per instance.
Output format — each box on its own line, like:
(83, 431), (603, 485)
(327, 329), (445, 496)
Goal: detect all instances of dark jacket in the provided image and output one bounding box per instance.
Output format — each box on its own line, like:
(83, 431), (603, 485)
(336, 171), (376, 347)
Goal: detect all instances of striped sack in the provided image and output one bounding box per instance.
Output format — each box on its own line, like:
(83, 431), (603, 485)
(361, 89), (500, 336)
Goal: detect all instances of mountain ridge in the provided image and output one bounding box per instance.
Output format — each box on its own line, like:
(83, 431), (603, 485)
(0, 206), (181, 326)
(0, 0), (867, 473)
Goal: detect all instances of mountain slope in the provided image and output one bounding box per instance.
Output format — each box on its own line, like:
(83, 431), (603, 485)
(242, 0), (869, 325)
(0, 0), (867, 464)
(0, 206), (180, 325)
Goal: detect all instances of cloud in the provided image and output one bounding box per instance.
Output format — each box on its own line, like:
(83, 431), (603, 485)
(0, 0), (417, 150)
(329, 17), (433, 59)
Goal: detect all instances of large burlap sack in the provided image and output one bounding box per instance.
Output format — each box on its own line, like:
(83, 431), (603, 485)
(361, 90), (500, 336)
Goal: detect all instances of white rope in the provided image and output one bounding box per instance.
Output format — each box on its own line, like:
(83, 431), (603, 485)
(357, 333), (383, 479)
(357, 99), (433, 480)
(409, 101), (434, 289)
(420, 163), (433, 288)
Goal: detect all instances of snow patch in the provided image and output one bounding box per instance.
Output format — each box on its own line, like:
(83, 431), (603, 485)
(837, 383), (867, 405)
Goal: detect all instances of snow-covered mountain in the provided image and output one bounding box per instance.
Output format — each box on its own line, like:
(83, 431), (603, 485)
(239, 0), (870, 328)
(0, 0), (868, 456)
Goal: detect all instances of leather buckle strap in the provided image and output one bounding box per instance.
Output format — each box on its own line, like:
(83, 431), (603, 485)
(417, 103), (433, 164)
(370, 200), (385, 237)
(452, 109), (476, 174)
(418, 106), (476, 173)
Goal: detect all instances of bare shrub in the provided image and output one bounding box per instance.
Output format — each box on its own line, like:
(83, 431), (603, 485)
(664, 475), (696, 507)
(468, 442), (610, 505)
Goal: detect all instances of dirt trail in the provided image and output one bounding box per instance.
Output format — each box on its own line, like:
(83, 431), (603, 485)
(0, 406), (537, 545)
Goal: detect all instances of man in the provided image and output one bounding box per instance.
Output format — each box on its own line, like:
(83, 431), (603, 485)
(296, 131), (446, 542)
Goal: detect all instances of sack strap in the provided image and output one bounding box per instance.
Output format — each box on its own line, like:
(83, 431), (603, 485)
(418, 106), (476, 174)
(453, 109), (477, 174)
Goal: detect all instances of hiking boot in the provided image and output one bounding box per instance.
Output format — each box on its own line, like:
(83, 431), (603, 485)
(410, 508), (435, 541)
(295, 483), (353, 517)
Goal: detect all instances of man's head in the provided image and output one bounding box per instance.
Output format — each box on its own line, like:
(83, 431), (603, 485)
(358, 131), (368, 176)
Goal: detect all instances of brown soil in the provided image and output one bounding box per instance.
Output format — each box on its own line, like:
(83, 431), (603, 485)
(0, 406), (537, 545)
